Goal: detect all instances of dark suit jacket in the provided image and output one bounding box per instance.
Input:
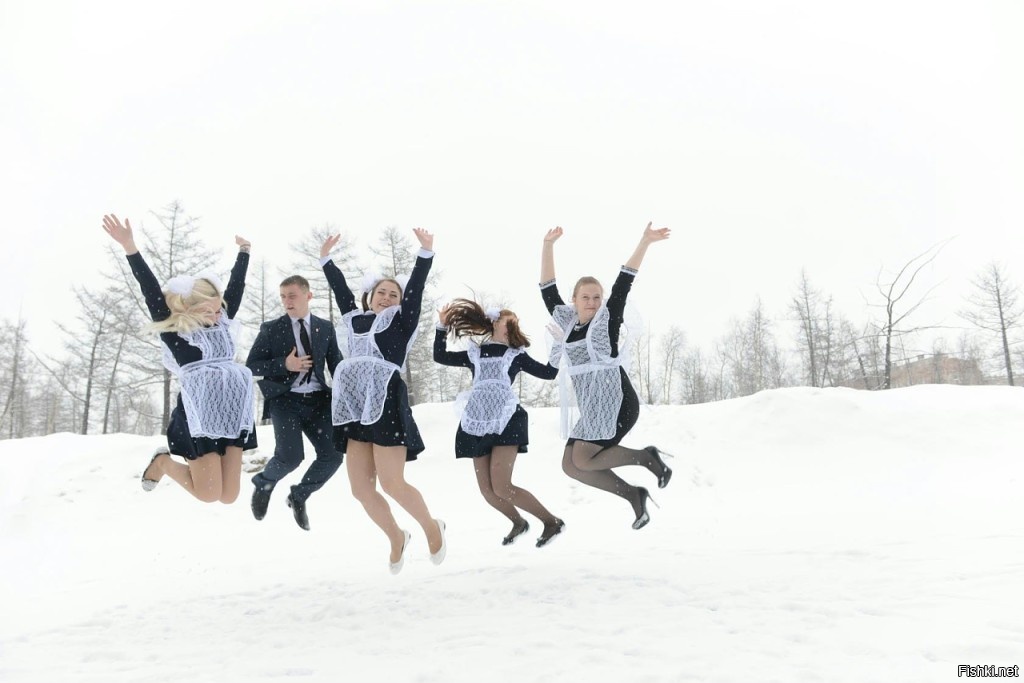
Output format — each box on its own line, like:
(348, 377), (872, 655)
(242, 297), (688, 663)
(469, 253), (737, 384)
(246, 314), (342, 400)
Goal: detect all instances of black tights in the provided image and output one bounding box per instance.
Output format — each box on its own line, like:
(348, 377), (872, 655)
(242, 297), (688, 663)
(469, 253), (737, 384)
(474, 447), (557, 525)
(561, 441), (659, 517)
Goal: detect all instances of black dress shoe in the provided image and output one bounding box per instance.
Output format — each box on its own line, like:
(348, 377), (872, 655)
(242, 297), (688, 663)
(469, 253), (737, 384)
(286, 494), (310, 531)
(536, 518), (565, 548)
(502, 519), (530, 546)
(251, 484), (273, 521)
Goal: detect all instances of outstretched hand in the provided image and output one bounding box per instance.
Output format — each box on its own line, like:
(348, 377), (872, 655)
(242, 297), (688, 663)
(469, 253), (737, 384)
(102, 214), (137, 253)
(320, 233), (342, 260)
(413, 227), (434, 251)
(543, 226), (563, 244)
(641, 221), (671, 243)
(235, 235), (251, 252)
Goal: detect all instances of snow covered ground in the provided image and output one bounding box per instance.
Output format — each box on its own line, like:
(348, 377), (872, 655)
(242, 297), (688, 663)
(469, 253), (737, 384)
(1, 385), (1022, 682)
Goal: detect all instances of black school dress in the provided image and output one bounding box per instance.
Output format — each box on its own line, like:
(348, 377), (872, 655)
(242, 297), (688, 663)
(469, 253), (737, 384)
(433, 329), (558, 458)
(540, 267), (641, 449)
(128, 251), (257, 459)
(323, 251), (432, 461)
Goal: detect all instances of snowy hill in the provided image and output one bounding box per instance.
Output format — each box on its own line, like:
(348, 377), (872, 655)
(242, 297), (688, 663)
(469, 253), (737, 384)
(1, 386), (1022, 682)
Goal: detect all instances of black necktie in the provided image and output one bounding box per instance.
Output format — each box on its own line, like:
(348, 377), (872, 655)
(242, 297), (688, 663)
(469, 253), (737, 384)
(298, 318), (314, 385)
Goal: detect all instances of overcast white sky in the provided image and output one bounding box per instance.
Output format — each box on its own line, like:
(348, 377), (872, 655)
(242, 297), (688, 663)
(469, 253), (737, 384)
(2, 0), (1023, 357)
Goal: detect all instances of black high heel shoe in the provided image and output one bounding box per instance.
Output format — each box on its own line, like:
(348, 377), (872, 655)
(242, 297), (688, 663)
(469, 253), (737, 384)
(502, 519), (530, 546)
(645, 446), (674, 489)
(632, 487), (660, 530)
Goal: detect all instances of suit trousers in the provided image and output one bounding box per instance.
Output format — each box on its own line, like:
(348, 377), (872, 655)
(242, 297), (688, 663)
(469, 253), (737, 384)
(252, 390), (342, 502)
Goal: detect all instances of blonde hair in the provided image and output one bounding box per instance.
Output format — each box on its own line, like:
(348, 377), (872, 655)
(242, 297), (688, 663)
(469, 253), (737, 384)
(147, 279), (224, 334)
(572, 276), (603, 297)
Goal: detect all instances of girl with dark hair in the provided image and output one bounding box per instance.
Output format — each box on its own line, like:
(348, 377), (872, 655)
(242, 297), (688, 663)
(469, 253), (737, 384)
(434, 299), (564, 547)
(540, 222), (672, 530)
(320, 230), (444, 574)
(102, 214), (256, 505)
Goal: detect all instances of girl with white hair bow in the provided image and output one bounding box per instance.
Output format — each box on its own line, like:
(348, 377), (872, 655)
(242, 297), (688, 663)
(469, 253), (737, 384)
(103, 214), (256, 505)
(320, 228), (445, 574)
(540, 222), (673, 530)
(434, 298), (564, 548)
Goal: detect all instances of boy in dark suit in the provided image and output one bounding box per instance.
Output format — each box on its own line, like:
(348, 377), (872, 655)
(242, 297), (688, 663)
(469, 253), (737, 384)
(246, 275), (343, 530)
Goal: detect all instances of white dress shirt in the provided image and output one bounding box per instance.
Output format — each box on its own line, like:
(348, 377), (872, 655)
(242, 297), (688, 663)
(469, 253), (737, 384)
(289, 313), (324, 393)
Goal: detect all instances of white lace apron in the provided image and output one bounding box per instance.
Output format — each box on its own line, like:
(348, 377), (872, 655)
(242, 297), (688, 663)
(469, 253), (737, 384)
(454, 343), (523, 436)
(161, 317), (255, 440)
(550, 305), (623, 441)
(332, 306), (417, 426)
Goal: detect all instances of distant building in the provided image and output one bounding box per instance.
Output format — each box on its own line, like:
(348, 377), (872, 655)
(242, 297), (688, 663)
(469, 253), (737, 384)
(890, 353), (985, 387)
(837, 353), (987, 390)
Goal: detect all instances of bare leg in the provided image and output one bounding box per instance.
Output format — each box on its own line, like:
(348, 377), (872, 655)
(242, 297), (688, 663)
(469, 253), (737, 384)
(490, 446), (557, 524)
(472, 455), (522, 523)
(157, 452), (224, 503)
(218, 446), (243, 504)
(375, 445), (442, 554)
(346, 440), (406, 563)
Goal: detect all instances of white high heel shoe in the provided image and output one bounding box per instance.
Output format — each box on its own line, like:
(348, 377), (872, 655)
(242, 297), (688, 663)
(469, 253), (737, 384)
(430, 519), (447, 566)
(389, 530), (412, 575)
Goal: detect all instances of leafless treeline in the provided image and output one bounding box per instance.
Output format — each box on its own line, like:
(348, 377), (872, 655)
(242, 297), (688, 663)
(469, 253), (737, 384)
(1, 209), (1021, 440)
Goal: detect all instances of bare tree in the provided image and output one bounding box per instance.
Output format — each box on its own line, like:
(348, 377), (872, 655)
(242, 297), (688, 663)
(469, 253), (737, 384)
(51, 287), (123, 434)
(240, 257), (284, 422)
(959, 262), (1021, 386)
(721, 299), (787, 397)
(100, 298), (135, 434)
(288, 224), (360, 326)
(0, 316), (30, 439)
(677, 347), (720, 404)
(657, 326), (685, 404)
(241, 257), (281, 333)
(870, 240), (948, 389)
(790, 270), (837, 388)
(628, 327), (658, 404)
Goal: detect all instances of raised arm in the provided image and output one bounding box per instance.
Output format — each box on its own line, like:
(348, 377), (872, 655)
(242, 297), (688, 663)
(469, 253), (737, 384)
(103, 214), (170, 321)
(433, 303), (471, 368)
(623, 222), (671, 271)
(320, 233), (357, 314)
(223, 235), (251, 318)
(540, 226), (562, 284)
(399, 228), (434, 337)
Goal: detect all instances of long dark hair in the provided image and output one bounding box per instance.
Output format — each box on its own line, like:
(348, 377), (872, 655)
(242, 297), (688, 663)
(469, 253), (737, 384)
(444, 298), (530, 348)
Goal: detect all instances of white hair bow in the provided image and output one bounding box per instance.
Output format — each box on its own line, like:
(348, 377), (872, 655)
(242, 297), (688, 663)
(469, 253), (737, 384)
(361, 271), (411, 295)
(485, 307), (501, 322)
(164, 270), (224, 297)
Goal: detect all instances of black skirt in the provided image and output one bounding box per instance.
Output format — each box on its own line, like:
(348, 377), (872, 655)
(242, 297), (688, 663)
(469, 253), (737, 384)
(566, 368), (639, 449)
(455, 404), (529, 458)
(166, 394), (258, 461)
(333, 373), (425, 461)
